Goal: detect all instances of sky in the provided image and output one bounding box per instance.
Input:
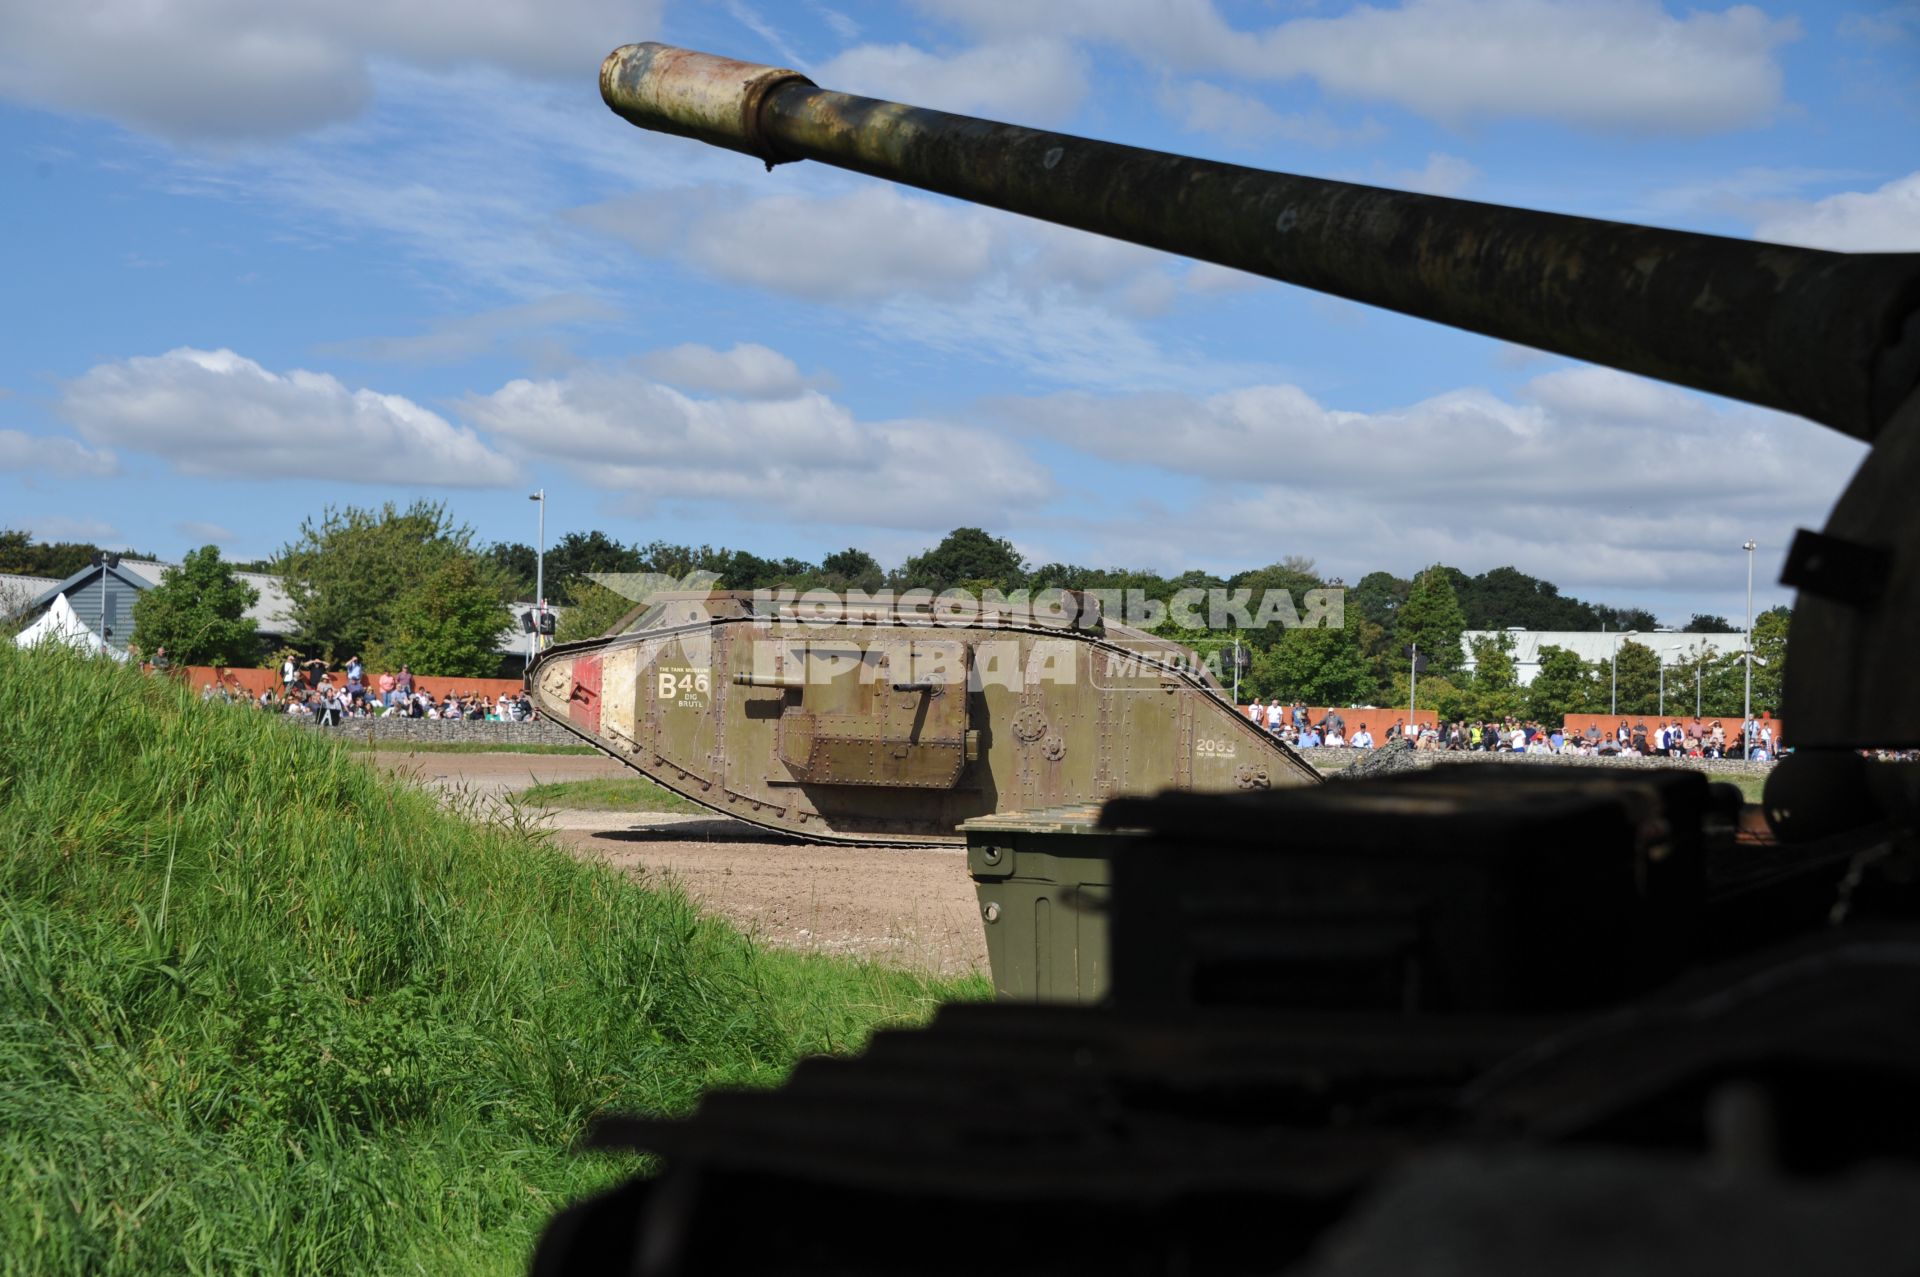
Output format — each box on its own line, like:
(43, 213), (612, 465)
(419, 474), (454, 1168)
(2, 0), (1916, 625)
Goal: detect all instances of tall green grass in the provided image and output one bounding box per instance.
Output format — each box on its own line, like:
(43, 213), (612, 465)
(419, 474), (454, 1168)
(0, 646), (985, 1274)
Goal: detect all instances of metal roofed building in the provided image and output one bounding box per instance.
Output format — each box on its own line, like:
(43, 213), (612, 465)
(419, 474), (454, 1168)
(1459, 629), (1748, 686)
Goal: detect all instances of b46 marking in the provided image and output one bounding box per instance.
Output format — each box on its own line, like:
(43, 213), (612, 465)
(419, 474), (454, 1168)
(657, 666), (711, 708)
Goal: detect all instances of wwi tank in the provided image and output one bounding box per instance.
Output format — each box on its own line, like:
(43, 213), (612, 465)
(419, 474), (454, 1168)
(527, 588), (1318, 844)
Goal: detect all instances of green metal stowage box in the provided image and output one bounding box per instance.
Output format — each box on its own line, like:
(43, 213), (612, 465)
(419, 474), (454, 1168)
(962, 804), (1142, 1002)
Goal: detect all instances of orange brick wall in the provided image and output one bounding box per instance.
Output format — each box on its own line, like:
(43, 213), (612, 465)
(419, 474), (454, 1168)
(174, 665), (527, 701)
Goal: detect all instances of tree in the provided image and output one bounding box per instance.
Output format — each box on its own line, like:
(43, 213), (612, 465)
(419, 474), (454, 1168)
(1608, 638), (1661, 715)
(1595, 605), (1659, 633)
(129, 545), (260, 666)
(276, 502), (511, 665)
(819, 547), (885, 593)
(1348, 571), (1408, 633)
(1385, 668), (1464, 720)
(542, 531), (648, 602)
(1684, 613), (1734, 632)
(1397, 566), (1468, 676)
(0, 528), (159, 579)
(1254, 604), (1371, 705)
(1749, 605), (1789, 714)
(486, 541), (538, 600)
(383, 557), (510, 678)
(1527, 645), (1598, 721)
(1462, 633), (1525, 721)
(897, 528), (1026, 591)
(1454, 565), (1600, 630)
(554, 579), (636, 643)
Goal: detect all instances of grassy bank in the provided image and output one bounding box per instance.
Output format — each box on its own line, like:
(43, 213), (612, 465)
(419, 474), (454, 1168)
(0, 647), (985, 1275)
(518, 776), (705, 814)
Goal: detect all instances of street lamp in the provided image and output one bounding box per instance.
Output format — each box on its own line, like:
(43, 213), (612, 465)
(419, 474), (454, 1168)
(529, 490), (546, 661)
(1610, 629), (1637, 716)
(1742, 539), (1756, 752)
(91, 551), (121, 653)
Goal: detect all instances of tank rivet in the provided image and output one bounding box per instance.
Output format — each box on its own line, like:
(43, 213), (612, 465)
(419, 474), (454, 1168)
(983, 902), (1001, 922)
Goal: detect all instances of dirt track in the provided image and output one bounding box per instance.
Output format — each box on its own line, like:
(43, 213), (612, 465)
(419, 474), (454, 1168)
(372, 751), (987, 976)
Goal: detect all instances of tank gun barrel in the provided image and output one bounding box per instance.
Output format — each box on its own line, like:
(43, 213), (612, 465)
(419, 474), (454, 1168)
(603, 42), (1920, 441)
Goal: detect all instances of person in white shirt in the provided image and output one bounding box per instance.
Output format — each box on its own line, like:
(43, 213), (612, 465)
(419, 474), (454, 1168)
(1325, 728), (1346, 747)
(1350, 725), (1374, 749)
(1265, 702), (1284, 731)
(1246, 698), (1264, 724)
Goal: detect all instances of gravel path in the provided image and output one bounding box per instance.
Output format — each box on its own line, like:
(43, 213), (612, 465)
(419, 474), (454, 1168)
(370, 750), (987, 977)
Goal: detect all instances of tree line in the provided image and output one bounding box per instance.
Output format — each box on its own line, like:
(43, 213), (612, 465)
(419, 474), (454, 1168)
(0, 516), (1787, 709)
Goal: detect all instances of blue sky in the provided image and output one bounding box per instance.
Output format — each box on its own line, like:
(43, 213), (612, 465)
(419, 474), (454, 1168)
(2, 0), (1915, 623)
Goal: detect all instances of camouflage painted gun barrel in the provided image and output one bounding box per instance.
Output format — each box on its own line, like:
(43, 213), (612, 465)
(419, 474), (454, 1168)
(601, 42), (1920, 442)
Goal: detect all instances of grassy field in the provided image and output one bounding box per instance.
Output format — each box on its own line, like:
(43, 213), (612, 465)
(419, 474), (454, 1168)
(0, 646), (987, 1275)
(518, 776), (706, 813)
(341, 739), (602, 756)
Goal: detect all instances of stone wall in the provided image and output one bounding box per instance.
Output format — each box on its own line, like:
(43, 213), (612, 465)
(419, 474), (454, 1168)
(1325, 742), (1774, 782)
(282, 715), (582, 747)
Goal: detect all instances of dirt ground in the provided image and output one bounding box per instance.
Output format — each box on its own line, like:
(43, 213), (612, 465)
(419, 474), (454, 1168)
(371, 750), (988, 976)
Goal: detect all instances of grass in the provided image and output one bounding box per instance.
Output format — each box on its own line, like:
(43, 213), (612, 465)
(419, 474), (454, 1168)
(0, 646), (988, 1275)
(517, 777), (706, 814)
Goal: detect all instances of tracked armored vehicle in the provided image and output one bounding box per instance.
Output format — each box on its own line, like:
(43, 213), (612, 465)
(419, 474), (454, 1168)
(528, 589), (1318, 844)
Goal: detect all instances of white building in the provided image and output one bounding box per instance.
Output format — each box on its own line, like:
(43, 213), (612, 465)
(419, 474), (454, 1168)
(1458, 629), (1746, 686)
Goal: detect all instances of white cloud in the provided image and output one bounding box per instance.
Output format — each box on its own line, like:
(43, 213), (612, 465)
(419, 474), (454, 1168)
(989, 365), (1863, 598)
(1751, 171), (1920, 252)
(571, 179), (1251, 388)
(59, 348), (518, 485)
(15, 515), (123, 545)
(637, 343), (815, 400)
(921, 0), (1797, 134)
(0, 429), (118, 478)
(0, 0), (662, 141)
(818, 38), (1091, 124)
(175, 520), (236, 543)
(686, 186), (999, 303)
(1158, 80), (1385, 148)
(1390, 152), (1480, 197)
(462, 363), (1053, 529)
(316, 295), (620, 364)
(807, 2), (861, 42)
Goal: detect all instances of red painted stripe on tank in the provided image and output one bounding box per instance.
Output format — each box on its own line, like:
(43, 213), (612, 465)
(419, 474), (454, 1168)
(568, 654), (602, 737)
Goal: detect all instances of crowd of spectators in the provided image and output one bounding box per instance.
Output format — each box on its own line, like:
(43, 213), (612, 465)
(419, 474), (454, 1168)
(1242, 700), (1778, 761)
(194, 653), (537, 725)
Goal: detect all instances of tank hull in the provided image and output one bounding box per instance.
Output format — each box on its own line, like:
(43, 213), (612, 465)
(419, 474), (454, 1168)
(527, 609), (1318, 844)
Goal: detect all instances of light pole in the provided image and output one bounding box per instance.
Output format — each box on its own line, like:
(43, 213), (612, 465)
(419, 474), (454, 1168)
(1408, 642), (1420, 716)
(1742, 539), (1756, 753)
(529, 490), (546, 661)
(92, 551), (121, 654)
(1658, 654), (1665, 717)
(1610, 629), (1637, 716)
